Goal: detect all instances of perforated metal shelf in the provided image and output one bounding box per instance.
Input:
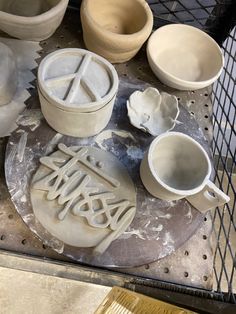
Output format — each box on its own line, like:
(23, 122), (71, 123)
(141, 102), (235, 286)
(0, 9), (214, 290)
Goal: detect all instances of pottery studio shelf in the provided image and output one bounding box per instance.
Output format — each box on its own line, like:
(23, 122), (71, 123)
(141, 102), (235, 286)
(0, 9), (215, 291)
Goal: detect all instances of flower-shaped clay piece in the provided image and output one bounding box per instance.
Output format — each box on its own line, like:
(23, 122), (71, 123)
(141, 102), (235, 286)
(127, 87), (179, 136)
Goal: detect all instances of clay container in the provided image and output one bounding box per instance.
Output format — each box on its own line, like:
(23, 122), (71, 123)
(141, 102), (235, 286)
(38, 88), (116, 138)
(0, 0), (69, 41)
(80, 0), (153, 63)
(38, 48), (119, 137)
(127, 87), (179, 136)
(0, 42), (18, 106)
(140, 132), (230, 213)
(147, 24), (224, 90)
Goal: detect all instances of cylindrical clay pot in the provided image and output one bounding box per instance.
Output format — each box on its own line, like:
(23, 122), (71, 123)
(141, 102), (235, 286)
(38, 48), (119, 138)
(38, 88), (116, 138)
(0, 0), (69, 41)
(80, 0), (153, 63)
(140, 132), (230, 213)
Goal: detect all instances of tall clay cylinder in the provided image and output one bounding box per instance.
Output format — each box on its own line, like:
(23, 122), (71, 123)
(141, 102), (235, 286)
(80, 0), (153, 63)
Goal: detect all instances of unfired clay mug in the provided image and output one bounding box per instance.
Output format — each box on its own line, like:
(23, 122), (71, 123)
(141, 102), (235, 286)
(140, 132), (230, 213)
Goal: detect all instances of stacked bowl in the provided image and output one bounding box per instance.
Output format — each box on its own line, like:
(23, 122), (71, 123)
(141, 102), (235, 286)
(38, 48), (119, 138)
(0, 0), (69, 41)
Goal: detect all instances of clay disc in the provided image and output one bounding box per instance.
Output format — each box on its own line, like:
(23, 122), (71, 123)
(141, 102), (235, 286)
(30, 144), (136, 254)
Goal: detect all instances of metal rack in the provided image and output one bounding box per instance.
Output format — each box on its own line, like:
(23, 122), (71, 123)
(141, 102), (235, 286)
(69, 0), (236, 306)
(147, 0), (236, 305)
(211, 25), (236, 304)
(0, 0), (235, 311)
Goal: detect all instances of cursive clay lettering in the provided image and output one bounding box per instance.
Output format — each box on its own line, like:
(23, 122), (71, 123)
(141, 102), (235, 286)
(34, 144), (134, 229)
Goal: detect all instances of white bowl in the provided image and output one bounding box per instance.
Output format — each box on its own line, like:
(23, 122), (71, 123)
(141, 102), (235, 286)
(147, 24), (224, 90)
(0, 0), (69, 41)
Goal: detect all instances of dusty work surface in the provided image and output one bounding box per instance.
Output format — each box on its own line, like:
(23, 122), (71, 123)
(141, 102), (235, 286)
(0, 9), (214, 289)
(5, 91), (209, 268)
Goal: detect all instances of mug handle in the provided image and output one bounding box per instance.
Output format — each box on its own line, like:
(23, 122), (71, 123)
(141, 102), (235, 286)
(186, 180), (230, 213)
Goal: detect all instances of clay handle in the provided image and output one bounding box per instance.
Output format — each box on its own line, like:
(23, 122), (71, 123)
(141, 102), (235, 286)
(186, 180), (230, 213)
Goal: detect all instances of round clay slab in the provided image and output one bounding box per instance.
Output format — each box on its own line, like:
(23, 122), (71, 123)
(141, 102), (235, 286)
(38, 48), (119, 112)
(30, 144), (136, 255)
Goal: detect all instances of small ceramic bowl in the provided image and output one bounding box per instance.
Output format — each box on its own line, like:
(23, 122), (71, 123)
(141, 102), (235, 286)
(127, 87), (179, 136)
(80, 0), (153, 63)
(147, 24), (224, 90)
(0, 0), (69, 41)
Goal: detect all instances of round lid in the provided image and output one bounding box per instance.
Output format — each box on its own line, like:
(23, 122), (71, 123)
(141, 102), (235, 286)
(38, 48), (119, 112)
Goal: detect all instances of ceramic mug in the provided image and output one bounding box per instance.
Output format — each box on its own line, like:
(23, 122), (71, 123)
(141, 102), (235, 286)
(140, 132), (230, 213)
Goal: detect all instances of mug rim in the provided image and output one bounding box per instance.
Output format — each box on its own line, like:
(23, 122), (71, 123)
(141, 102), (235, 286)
(148, 132), (212, 196)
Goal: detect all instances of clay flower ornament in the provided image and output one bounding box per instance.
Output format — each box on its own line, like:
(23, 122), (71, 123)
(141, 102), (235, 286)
(127, 87), (180, 136)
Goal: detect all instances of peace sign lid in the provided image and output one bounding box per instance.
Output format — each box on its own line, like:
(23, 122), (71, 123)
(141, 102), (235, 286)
(38, 48), (119, 113)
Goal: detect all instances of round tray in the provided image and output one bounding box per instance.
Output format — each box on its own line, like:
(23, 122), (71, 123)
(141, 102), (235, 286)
(5, 78), (210, 268)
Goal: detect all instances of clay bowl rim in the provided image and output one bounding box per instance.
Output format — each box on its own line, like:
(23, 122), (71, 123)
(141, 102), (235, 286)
(147, 131), (212, 196)
(147, 24), (224, 88)
(0, 0), (69, 24)
(38, 48), (119, 113)
(81, 0), (153, 41)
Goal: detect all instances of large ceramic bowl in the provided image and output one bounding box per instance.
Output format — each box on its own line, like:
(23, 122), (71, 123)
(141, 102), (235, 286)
(147, 24), (224, 90)
(80, 0), (153, 63)
(0, 0), (69, 41)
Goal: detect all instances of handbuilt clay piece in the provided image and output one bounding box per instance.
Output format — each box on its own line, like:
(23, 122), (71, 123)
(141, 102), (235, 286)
(147, 24), (224, 90)
(80, 0), (153, 63)
(127, 87), (179, 136)
(0, 0), (69, 41)
(38, 48), (119, 137)
(30, 144), (136, 254)
(140, 132), (230, 213)
(0, 42), (18, 106)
